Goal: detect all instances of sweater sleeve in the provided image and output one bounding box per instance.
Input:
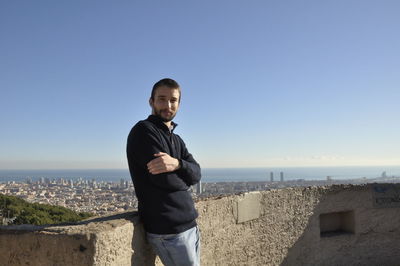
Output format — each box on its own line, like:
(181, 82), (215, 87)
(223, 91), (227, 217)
(176, 137), (201, 186)
(127, 122), (189, 191)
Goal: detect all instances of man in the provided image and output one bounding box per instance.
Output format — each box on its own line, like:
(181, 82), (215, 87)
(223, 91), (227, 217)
(127, 78), (201, 266)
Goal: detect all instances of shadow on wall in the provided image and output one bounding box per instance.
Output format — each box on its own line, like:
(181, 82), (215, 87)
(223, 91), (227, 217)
(90, 212), (156, 266)
(60, 212), (157, 266)
(131, 219), (156, 266)
(280, 184), (400, 266)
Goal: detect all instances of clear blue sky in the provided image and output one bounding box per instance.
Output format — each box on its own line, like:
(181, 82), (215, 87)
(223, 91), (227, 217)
(1, 0), (399, 169)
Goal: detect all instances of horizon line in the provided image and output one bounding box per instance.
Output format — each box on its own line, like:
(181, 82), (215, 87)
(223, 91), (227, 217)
(0, 164), (400, 171)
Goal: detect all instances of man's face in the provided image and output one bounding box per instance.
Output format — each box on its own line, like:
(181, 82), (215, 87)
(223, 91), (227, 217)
(150, 86), (180, 122)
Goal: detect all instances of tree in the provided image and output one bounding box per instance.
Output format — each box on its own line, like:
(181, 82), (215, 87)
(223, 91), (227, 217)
(0, 194), (93, 225)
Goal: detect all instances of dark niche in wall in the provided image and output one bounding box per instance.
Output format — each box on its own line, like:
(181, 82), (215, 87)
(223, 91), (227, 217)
(320, 210), (355, 237)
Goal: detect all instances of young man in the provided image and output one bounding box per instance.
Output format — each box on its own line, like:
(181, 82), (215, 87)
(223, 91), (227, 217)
(127, 78), (201, 266)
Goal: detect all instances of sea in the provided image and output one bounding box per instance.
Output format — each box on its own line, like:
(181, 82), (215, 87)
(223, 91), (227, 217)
(0, 166), (400, 183)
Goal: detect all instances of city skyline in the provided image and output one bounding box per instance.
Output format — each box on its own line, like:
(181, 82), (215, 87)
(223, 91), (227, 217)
(1, 1), (399, 170)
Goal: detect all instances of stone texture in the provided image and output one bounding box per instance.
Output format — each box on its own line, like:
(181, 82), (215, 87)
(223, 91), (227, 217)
(0, 212), (156, 266)
(1, 184), (400, 266)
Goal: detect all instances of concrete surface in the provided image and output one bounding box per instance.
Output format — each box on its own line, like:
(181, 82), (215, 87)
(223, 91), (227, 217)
(1, 184), (400, 266)
(233, 191), (261, 223)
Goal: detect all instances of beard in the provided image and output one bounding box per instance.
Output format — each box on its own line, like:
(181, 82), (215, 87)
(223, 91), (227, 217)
(154, 108), (177, 122)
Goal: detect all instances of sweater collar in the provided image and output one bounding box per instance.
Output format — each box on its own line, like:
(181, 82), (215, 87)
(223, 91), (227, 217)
(147, 115), (178, 132)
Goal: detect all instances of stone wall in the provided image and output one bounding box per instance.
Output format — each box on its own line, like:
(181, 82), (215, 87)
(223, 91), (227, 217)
(1, 184), (400, 265)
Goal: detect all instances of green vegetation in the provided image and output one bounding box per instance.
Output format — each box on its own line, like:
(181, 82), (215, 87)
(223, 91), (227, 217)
(0, 194), (93, 225)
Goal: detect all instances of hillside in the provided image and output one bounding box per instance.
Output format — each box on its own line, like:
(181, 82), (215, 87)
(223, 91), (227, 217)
(0, 193), (92, 225)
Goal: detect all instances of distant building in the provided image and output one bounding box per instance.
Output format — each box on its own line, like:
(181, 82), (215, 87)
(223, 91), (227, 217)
(270, 172), (274, 182)
(280, 172), (284, 182)
(197, 181), (202, 195)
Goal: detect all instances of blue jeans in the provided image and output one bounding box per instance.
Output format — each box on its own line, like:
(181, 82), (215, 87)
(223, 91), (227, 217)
(146, 226), (200, 266)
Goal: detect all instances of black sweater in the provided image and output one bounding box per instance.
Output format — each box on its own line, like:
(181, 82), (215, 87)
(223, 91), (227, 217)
(126, 115), (201, 234)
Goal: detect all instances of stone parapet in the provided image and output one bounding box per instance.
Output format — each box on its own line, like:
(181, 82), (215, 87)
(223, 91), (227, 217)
(1, 184), (400, 265)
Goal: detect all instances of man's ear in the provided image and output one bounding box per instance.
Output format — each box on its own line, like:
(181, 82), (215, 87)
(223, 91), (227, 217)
(149, 98), (153, 108)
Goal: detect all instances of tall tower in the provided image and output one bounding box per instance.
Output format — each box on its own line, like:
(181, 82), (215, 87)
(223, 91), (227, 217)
(196, 181), (202, 195)
(270, 172), (274, 182)
(280, 172), (284, 182)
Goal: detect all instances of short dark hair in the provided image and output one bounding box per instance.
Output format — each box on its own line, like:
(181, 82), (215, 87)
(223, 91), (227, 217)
(151, 78), (181, 101)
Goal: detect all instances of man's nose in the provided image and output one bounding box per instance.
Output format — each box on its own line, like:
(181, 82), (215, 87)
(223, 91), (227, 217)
(167, 101), (172, 109)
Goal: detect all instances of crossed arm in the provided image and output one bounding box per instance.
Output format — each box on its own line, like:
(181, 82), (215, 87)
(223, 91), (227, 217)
(147, 152), (180, 175)
(127, 123), (201, 191)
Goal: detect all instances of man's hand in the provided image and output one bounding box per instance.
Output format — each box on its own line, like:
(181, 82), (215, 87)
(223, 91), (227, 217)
(147, 152), (181, 175)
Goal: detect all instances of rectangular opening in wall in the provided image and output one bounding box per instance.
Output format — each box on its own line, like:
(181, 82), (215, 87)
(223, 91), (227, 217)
(320, 210), (355, 237)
